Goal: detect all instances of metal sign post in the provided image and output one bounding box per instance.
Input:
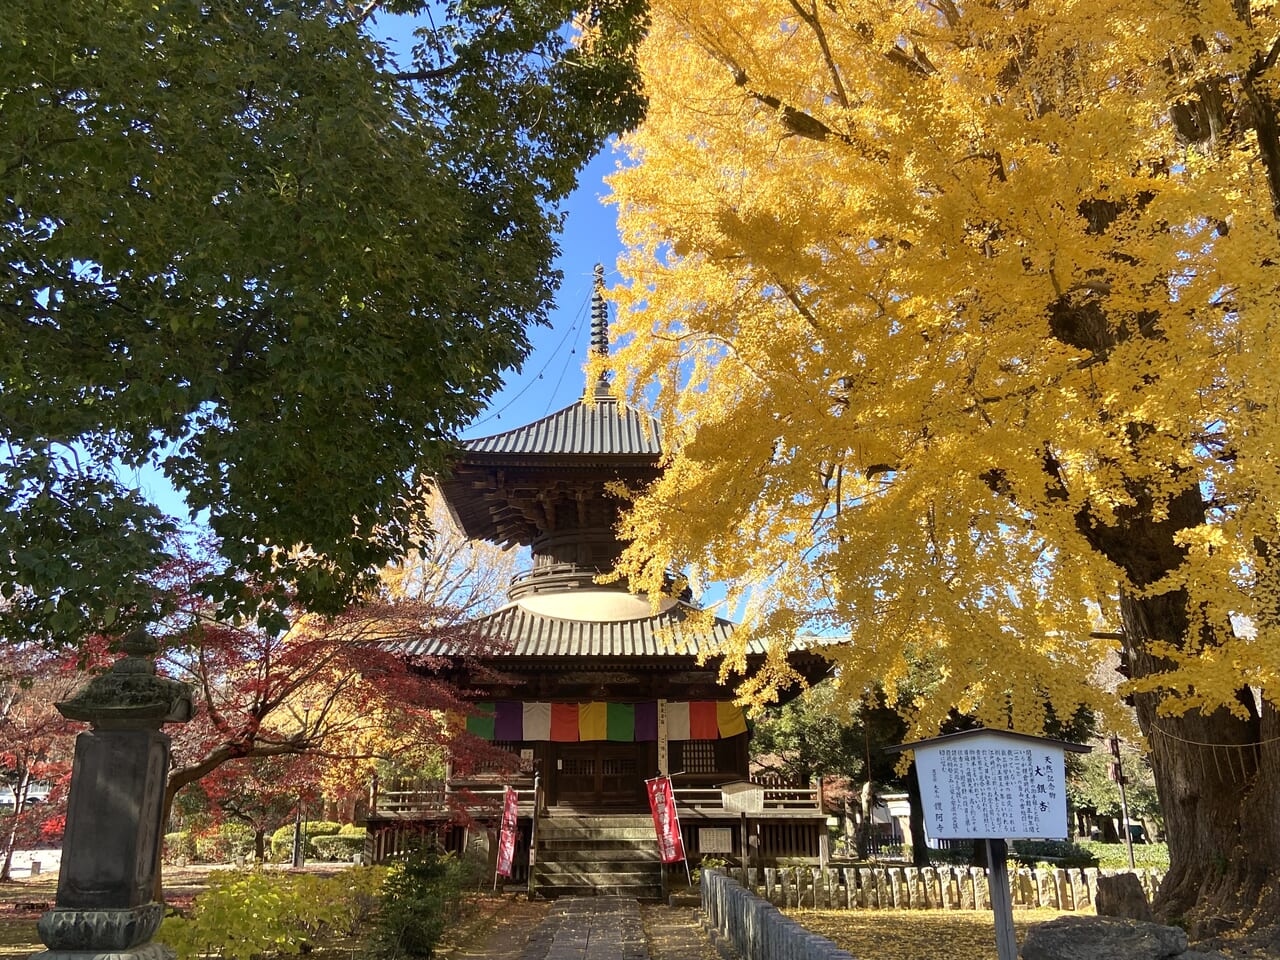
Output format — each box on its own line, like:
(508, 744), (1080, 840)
(985, 838), (1018, 960)
(886, 729), (1092, 960)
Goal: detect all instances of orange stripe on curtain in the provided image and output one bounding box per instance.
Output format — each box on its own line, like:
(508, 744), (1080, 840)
(550, 703), (579, 741)
(689, 701), (718, 740)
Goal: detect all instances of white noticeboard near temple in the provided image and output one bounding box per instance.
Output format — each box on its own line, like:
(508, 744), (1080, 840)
(887, 729), (1091, 960)
(911, 729), (1082, 840)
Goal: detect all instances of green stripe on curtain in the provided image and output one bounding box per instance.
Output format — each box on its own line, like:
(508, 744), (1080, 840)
(606, 702), (635, 741)
(465, 702), (495, 740)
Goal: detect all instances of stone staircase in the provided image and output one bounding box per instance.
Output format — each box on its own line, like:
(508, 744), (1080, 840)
(531, 814), (664, 899)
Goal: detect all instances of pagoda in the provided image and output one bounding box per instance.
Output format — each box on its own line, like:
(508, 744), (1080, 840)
(363, 267), (832, 896)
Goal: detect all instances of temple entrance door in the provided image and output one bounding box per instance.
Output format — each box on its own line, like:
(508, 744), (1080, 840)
(555, 743), (643, 809)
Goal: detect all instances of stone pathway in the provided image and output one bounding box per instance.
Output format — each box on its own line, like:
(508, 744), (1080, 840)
(520, 898), (649, 960)
(452, 897), (730, 960)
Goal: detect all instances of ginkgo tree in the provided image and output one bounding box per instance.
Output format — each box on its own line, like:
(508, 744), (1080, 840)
(602, 0), (1280, 928)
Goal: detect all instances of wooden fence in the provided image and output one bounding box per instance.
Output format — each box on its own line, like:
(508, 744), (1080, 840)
(733, 864), (1163, 913)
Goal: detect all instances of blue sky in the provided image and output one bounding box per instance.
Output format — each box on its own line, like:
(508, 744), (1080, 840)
(461, 148), (630, 439)
(369, 10), (633, 439)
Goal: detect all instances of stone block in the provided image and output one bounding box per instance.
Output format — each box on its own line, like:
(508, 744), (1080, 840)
(1021, 915), (1187, 960)
(1096, 872), (1154, 922)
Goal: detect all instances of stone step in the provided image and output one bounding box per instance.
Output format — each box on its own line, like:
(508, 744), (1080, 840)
(538, 848), (662, 863)
(538, 824), (659, 839)
(540, 819), (655, 829)
(533, 882), (664, 900)
(539, 817), (655, 832)
(535, 870), (665, 885)
(538, 834), (661, 849)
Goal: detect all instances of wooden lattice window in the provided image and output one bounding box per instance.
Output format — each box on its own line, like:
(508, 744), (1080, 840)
(679, 740), (716, 774)
(477, 740), (523, 773)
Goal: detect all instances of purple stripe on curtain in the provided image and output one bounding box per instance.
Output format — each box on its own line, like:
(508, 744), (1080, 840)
(494, 701), (523, 741)
(634, 701), (658, 741)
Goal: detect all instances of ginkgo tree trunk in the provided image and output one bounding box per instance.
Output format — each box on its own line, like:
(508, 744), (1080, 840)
(602, 0), (1280, 931)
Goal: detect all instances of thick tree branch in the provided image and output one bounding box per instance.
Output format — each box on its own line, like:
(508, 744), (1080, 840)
(391, 61), (466, 84)
(788, 0), (850, 108)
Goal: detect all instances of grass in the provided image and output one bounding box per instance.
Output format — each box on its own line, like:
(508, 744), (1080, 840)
(788, 907), (1068, 960)
(0, 875), (55, 960)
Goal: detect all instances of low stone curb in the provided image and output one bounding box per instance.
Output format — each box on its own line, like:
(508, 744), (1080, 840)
(699, 870), (856, 960)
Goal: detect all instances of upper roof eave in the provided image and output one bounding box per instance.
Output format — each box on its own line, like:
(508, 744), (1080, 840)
(457, 395), (663, 459)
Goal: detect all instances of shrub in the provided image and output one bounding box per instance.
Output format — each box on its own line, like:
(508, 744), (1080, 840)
(194, 823), (257, 863)
(1078, 839), (1170, 870)
(339, 823), (367, 837)
(924, 845), (976, 866)
(692, 856), (728, 886)
(370, 848), (478, 959)
(312, 835), (366, 861)
(269, 820), (343, 861)
(1011, 839), (1099, 869)
(158, 865), (387, 960)
(163, 832), (196, 866)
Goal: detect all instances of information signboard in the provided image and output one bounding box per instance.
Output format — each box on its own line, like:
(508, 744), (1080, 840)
(888, 730), (1090, 960)
(720, 780), (764, 814)
(913, 732), (1072, 840)
(909, 730), (1087, 841)
(698, 827), (733, 854)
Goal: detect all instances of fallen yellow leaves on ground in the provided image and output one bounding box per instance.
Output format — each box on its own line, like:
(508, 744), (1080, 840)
(788, 908), (1066, 960)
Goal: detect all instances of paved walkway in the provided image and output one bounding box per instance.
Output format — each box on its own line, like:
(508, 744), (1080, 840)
(448, 897), (727, 960)
(520, 898), (649, 960)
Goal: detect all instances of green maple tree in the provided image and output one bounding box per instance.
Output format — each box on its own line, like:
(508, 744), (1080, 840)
(1, 0), (646, 643)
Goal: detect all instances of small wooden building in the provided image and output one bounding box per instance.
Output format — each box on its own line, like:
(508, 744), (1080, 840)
(364, 271), (832, 895)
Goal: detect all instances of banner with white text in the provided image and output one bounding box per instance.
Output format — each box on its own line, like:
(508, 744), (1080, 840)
(495, 786), (519, 878)
(645, 775), (686, 864)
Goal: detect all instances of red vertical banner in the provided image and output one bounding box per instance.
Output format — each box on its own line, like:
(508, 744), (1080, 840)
(645, 775), (686, 864)
(495, 786), (519, 878)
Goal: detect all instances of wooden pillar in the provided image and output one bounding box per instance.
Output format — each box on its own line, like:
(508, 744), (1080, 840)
(657, 699), (669, 776)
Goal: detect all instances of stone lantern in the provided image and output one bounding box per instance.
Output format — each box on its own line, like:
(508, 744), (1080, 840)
(32, 627), (193, 960)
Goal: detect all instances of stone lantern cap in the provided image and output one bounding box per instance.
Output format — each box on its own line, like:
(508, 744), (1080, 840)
(56, 627), (193, 728)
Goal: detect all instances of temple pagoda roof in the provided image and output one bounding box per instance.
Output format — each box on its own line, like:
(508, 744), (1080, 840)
(400, 599), (742, 659)
(459, 392), (661, 460)
(436, 264), (665, 549)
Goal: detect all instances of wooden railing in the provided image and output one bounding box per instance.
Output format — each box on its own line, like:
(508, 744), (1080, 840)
(369, 778), (820, 817)
(527, 773), (543, 900)
(369, 777), (537, 818)
(672, 783), (822, 813)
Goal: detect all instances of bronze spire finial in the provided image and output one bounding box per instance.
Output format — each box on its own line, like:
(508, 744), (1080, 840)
(590, 263), (608, 356)
(589, 263), (611, 397)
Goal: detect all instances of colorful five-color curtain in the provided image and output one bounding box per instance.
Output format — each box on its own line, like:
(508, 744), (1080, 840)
(464, 701), (748, 742)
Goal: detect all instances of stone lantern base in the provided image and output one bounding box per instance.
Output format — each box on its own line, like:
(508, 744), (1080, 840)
(29, 629), (192, 960)
(31, 946), (173, 960)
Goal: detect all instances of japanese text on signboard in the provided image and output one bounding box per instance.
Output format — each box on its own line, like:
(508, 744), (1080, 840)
(913, 736), (1067, 840)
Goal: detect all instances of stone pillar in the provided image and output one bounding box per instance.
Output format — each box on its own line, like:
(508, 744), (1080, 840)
(32, 628), (192, 960)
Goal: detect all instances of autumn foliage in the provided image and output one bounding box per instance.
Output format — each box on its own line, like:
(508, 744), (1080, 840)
(0, 642), (92, 880)
(603, 0), (1280, 928)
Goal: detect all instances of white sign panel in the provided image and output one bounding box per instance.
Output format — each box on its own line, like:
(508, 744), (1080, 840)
(720, 781), (764, 813)
(914, 732), (1068, 840)
(698, 827), (734, 853)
